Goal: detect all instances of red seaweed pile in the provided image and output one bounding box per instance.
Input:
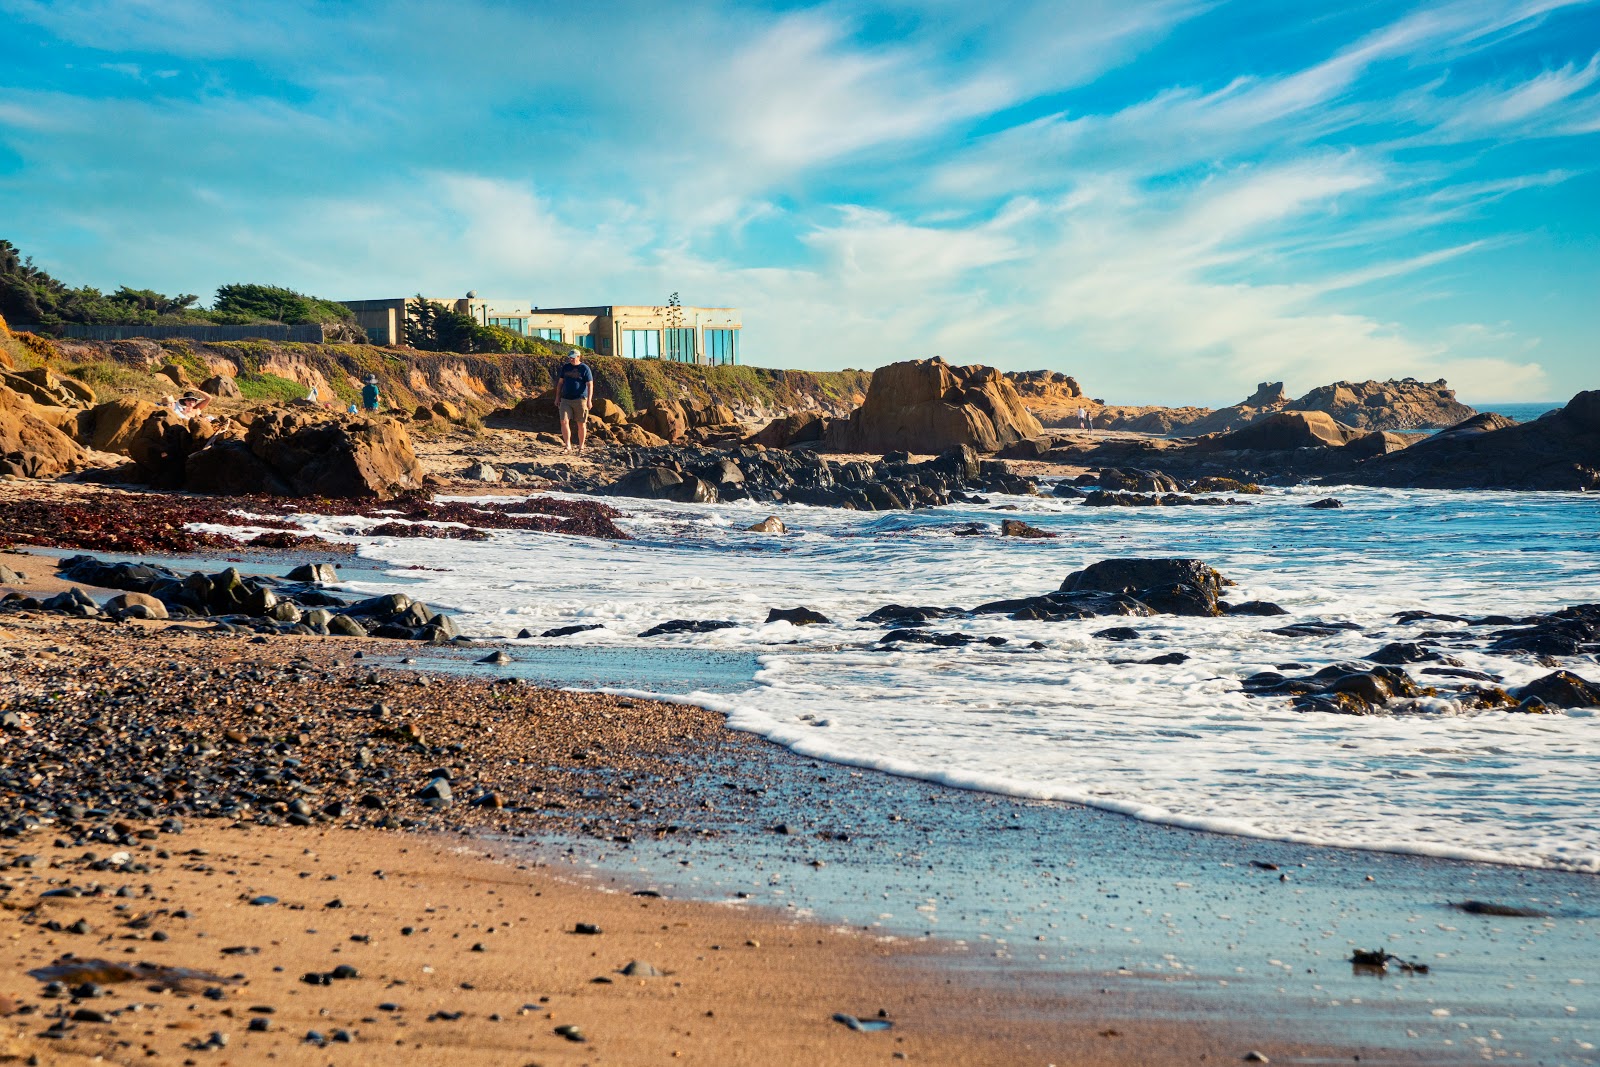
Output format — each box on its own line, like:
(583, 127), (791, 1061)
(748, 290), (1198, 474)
(0, 491), (347, 555)
(278, 492), (631, 541)
(0, 489), (629, 555)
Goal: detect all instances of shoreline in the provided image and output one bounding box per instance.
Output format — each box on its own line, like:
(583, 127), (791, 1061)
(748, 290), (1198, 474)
(2, 587), (1594, 1063)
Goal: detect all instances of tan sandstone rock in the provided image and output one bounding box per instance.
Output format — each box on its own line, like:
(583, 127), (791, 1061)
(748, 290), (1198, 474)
(825, 357), (1043, 454)
(0, 384), (86, 478)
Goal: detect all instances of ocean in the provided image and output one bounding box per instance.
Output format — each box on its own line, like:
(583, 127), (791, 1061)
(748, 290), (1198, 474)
(273, 483), (1600, 875)
(1469, 401), (1565, 422)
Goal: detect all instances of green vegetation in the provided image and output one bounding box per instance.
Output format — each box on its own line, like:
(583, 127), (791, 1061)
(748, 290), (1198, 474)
(210, 283), (354, 325)
(235, 371), (310, 403)
(0, 239), (354, 330)
(404, 296), (564, 356)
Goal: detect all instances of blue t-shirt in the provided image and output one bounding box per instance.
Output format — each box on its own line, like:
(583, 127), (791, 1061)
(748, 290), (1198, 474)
(557, 362), (593, 401)
(361, 383), (380, 409)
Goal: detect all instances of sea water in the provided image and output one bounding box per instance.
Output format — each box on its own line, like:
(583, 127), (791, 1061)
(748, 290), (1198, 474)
(277, 485), (1600, 873)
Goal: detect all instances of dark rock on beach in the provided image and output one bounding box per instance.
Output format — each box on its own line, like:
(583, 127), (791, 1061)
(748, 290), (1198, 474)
(638, 619), (740, 638)
(599, 442), (1040, 512)
(766, 607), (831, 626)
(36, 554), (459, 642)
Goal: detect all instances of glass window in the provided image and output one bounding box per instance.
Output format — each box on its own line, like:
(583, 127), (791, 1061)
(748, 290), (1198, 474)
(488, 317), (527, 335)
(706, 329), (739, 365)
(663, 327), (696, 363)
(529, 327), (563, 342)
(575, 333), (595, 350)
(622, 329), (660, 358)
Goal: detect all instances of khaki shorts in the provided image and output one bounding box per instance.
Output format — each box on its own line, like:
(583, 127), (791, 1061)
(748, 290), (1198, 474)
(558, 398), (588, 424)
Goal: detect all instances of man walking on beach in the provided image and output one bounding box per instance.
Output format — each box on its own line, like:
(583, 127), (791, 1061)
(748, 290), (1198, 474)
(1077, 404), (1091, 430)
(555, 349), (594, 453)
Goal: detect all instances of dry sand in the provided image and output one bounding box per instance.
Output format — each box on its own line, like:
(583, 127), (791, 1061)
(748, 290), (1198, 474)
(1, 821), (1401, 1067)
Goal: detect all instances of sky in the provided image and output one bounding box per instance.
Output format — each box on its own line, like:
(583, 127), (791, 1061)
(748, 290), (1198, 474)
(1, 1), (1597, 404)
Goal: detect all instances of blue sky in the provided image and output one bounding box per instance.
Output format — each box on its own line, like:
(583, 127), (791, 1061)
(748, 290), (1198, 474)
(1, 0), (1596, 404)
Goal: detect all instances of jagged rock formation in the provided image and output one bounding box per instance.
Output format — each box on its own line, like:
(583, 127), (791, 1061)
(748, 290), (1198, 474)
(186, 411), (425, 498)
(825, 357), (1044, 454)
(1005, 370), (1082, 403)
(1082, 378), (1478, 436)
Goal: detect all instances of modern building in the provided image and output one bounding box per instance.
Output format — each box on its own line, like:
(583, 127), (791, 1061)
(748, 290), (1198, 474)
(341, 294), (741, 365)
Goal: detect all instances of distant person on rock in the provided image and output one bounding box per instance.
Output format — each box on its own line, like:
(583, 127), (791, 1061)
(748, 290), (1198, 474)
(554, 350), (594, 453)
(1077, 405), (1091, 430)
(176, 391), (210, 419)
(361, 374), (382, 413)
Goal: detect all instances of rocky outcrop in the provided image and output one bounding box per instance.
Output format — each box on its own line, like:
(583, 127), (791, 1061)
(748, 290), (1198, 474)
(79, 398), (160, 454)
(602, 442), (1039, 511)
(825, 358), (1043, 455)
(0, 383), (86, 478)
(200, 374), (241, 398)
(2, 367), (94, 409)
(1340, 390), (1600, 491)
(1194, 411), (1361, 451)
(123, 407), (424, 497)
(1005, 370), (1082, 402)
(1290, 379), (1474, 431)
(749, 411), (827, 449)
(1096, 378), (1477, 436)
(214, 410), (424, 497)
(55, 555), (459, 641)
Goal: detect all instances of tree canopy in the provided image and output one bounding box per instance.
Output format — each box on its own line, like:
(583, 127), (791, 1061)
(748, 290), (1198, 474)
(0, 240), (353, 328)
(404, 295), (554, 355)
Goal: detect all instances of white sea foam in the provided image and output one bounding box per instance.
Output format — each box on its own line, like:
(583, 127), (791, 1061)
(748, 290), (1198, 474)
(281, 485), (1600, 872)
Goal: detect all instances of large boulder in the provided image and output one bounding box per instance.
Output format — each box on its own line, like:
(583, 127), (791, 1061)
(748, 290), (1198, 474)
(749, 412), (826, 449)
(1195, 410), (1360, 451)
(1057, 557), (1232, 616)
(200, 374), (241, 399)
(1343, 390), (1600, 491)
(240, 411), (424, 498)
(0, 384), (86, 478)
(128, 410), (227, 488)
(80, 398), (160, 454)
(184, 439), (292, 495)
(825, 357), (1044, 454)
(635, 401), (688, 442)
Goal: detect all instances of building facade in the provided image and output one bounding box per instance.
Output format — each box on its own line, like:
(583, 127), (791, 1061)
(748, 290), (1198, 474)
(341, 295), (741, 365)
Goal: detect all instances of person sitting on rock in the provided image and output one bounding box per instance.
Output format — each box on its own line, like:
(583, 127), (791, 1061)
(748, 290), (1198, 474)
(361, 374), (382, 413)
(553, 350), (594, 454)
(175, 391), (211, 419)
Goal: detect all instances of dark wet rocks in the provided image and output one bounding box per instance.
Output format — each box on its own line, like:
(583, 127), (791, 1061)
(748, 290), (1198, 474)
(600, 443), (1040, 512)
(859, 604), (966, 626)
(878, 629), (1007, 647)
(1093, 626), (1141, 641)
(538, 623), (605, 638)
(1305, 497), (1344, 509)
(1513, 670), (1600, 710)
(998, 518), (1056, 538)
(766, 607), (831, 626)
(29, 555), (461, 642)
(1367, 642), (1462, 666)
(638, 619), (739, 638)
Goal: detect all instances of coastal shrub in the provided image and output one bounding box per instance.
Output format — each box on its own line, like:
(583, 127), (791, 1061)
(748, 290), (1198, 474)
(236, 371), (308, 403)
(591, 358), (636, 413)
(211, 283), (355, 325)
(61, 358), (168, 397)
